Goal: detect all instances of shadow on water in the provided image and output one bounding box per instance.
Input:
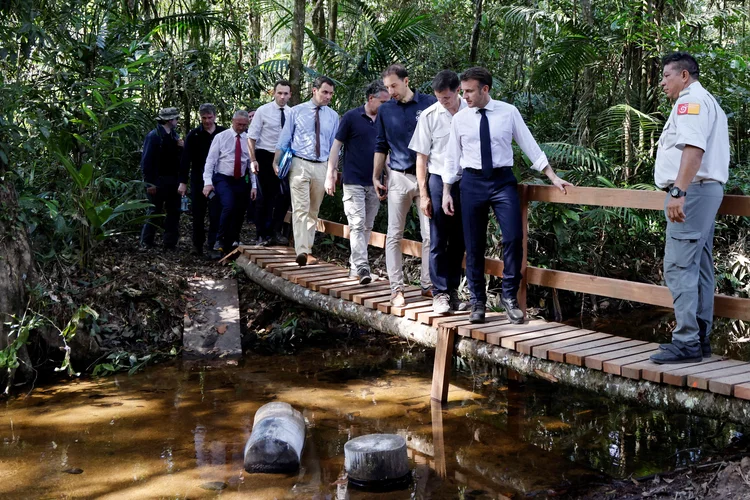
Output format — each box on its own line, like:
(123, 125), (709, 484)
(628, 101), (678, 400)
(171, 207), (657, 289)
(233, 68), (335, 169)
(0, 332), (746, 499)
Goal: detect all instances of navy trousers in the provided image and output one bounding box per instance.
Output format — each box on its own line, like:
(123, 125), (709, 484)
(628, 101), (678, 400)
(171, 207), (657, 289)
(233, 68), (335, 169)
(191, 180), (220, 251)
(428, 174), (465, 295)
(254, 148), (290, 238)
(141, 177), (181, 249)
(460, 168), (522, 304)
(213, 173), (249, 249)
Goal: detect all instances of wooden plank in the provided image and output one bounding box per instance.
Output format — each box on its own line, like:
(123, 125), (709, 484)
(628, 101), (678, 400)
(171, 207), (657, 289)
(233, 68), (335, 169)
(484, 321), (561, 346)
(732, 383), (750, 401)
(273, 263), (330, 276)
(603, 349), (662, 375)
(565, 340), (647, 367)
(388, 300), (432, 317)
(406, 306), (435, 321)
(456, 315), (509, 339)
(431, 315), (477, 331)
(687, 363), (750, 391)
(548, 337), (631, 363)
(255, 256), (295, 266)
(310, 276), (358, 292)
(709, 372), (750, 396)
(470, 321), (512, 342)
(365, 290), (421, 311)
(281, 265), (338, 281)
(352, 286), (408, 305)
(585, 343), (658, 371)
(515, 328), (597, 356)
(654, 356), (728, 385)
(500, 326), (581, 351)
(417, 310), (451, 326)
(296, 270), (349, 287)
(319, 278), (375, 295)
(264, 261), (304, 271)
(339, 282), (392, 301)
(531, 332), (611, 359)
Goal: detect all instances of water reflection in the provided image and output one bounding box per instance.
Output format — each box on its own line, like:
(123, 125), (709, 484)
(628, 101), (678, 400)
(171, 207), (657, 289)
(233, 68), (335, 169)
(0, 339), (744, 498)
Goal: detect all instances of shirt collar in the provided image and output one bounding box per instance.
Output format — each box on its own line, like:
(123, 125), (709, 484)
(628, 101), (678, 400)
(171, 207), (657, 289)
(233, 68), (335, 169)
(679, 81), (703, 97)
(476, 98), (497, 113)
(231, 127), (246, 137)
(436, 96), (466, 114)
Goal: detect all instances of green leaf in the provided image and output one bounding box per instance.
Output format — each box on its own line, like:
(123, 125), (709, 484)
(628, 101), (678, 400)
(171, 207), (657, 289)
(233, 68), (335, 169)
(101, 123), (133, 136)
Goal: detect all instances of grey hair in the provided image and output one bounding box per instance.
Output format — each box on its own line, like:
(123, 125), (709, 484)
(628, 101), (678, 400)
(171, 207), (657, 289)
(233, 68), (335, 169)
(198, 103), (217, 115)
(233, 109), (249, 120)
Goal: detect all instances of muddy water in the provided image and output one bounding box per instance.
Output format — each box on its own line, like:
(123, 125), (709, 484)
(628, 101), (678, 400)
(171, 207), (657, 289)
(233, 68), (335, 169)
(0, 339), (745, 499)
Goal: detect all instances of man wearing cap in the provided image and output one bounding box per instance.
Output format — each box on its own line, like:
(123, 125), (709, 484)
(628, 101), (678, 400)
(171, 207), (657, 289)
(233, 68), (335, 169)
(274, 75), (339, 266)
(372, 64), (437, 307)
(140, 107), (184, 250)
(649, 52), (730, 365)
(202, 110), (258, 255)
(248, 80), (292, 246)
(324, 80), (390, 284)
(179, 103), (226, 256)
(442, 67), (572, 324)
(409, 70), (468, 314)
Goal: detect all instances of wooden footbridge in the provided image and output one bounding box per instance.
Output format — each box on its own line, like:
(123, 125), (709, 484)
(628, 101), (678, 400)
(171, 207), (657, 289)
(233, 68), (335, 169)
(233, 185), (750, 408)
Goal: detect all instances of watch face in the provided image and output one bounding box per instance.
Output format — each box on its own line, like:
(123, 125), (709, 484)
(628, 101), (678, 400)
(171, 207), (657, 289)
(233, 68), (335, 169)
(670, 187), (682, 197)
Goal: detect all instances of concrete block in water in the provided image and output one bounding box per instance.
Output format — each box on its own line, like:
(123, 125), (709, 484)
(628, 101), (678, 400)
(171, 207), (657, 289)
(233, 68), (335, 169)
(345, 434), (410, 490)
(243, 402), (305, 473)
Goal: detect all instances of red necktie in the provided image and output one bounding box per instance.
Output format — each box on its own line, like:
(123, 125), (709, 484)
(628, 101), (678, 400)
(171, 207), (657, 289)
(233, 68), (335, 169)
(234, 134), (242, 179)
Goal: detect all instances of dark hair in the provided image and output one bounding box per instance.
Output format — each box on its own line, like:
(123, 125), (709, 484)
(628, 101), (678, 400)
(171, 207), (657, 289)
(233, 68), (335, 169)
(382, 64), (408, 80)
(198, 103), (217, 116)
(365, 80), (387, 99)
(662, 52), (700, 79)
(460, 67), (493, 89)
(274, 79), (292, 91)
(431, 70), (460, 92)
(313, 75), (335, 90)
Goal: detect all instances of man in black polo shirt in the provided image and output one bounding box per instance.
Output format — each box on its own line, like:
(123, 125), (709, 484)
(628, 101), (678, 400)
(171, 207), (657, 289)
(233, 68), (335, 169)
(325, 81), (390, 284)
(372, 64), (437, 306)
(180, 103), (226, 255)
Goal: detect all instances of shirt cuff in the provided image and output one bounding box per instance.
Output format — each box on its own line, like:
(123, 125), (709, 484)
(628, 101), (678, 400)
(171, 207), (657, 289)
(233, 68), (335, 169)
(530, 152), (549, 172)
(676, 136), (707, 152)
(441, 171), (461, 185)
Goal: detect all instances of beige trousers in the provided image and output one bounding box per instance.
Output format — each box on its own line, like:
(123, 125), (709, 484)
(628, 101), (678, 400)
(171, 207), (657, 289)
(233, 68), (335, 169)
(289, 157), (326, 255)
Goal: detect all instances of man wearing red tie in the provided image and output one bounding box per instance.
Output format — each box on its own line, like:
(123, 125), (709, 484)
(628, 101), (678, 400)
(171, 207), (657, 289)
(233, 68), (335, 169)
(203, 110), (258, 255)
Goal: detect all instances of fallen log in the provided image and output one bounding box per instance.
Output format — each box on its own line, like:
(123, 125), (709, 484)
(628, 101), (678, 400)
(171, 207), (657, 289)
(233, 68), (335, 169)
(244, 402), (305, 473)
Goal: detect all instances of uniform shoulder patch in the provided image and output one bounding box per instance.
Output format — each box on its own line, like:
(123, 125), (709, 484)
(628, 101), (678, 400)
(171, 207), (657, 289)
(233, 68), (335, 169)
(677, 103), (700, 115)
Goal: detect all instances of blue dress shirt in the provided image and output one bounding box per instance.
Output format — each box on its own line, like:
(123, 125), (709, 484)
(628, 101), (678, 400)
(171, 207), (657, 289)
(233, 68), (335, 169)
(276, 100), (339, 161)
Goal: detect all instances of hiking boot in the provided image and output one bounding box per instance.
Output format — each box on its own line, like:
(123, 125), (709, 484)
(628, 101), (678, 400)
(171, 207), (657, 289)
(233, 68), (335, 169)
(470, 303), (486, 323)
(449, 290), (469, 312)
(296, 253), (308, 266)
(433, 293), (451, 314)
(357, 268), (372, 285)
(391, 290), (405, 307)
(500, 296), (524, 324)
(421, 288), (433, 298)
(650, 343), (702, 365)
(272, 233), (289, 246)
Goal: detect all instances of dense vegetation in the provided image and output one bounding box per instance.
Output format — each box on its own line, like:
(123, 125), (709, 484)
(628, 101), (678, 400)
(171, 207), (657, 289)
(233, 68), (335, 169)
(0, 0), (748, 381)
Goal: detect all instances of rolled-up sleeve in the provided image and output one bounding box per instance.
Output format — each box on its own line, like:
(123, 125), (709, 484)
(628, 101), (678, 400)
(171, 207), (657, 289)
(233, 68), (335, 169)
(511, 107), (548, 172)
(374, 111), (389, 154)
(408, 113), (431, 156)
(442, 117), (462, 185)
(248, 106), (263, 141)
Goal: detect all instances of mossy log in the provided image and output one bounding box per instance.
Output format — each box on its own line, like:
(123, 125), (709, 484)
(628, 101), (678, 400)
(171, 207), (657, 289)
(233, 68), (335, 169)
(237, 255), (750, 425)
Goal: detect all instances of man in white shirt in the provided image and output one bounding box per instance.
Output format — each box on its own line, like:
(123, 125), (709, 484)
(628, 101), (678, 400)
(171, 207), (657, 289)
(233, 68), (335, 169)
(248, 80), (292, 246)
(649, 52), (729, 365)
(203, 110), (258, 256)
(408, 70), (468, 314)
(442, 67), (572, 323)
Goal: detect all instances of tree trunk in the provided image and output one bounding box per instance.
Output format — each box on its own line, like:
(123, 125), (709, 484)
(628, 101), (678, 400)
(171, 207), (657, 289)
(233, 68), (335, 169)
(309, 0), (326, 68)
(327, 0), (338, 43)
(289, 0), (306, 105)
(469, 0), (483, 64)
(249, 9), (262, 67)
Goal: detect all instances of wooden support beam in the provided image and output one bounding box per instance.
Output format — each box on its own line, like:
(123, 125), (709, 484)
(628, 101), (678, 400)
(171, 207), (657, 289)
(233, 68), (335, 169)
(431, 327), (455, 403)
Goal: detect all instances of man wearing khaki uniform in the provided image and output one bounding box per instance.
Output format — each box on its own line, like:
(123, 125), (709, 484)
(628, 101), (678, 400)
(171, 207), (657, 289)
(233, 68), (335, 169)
(275, 76), (339, 266)
(650, 52), (730, 365)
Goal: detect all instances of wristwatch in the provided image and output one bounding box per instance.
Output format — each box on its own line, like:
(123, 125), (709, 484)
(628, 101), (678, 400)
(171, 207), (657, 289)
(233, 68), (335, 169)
(669, 186), (686, 198)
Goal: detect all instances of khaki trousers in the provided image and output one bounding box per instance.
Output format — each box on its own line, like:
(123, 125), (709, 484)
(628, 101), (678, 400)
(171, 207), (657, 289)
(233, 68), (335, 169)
(386, 169), (431, 292)
(343, 184), (380, 274)
(289, 157), (326, 255)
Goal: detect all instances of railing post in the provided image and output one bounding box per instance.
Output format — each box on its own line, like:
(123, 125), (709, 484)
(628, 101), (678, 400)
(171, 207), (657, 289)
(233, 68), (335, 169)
(518, 184), (529, 320)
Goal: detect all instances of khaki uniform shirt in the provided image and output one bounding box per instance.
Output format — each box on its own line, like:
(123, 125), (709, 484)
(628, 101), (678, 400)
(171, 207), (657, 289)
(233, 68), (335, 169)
(655, 81), (729, 189)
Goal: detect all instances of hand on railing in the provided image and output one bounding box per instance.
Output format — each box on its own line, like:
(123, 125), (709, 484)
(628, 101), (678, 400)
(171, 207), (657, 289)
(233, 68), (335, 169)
(551, 176), (574, 194)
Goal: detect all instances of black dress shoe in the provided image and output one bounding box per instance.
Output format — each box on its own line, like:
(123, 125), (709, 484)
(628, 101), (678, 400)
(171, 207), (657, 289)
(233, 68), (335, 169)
(296, 253), (307, 266)
(272, 233), (289, 245)
(470, 303), (486, 323)
(500, 296), (524, 324)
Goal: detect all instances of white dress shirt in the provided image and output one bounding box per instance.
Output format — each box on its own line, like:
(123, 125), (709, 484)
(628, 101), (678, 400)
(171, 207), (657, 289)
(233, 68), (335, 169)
(203, 127), (257, 187)
(408, 98), (467, 176)
(654, 81), (729, 189)
(247, 101), (290, 153)
(442, 98), (548, 185)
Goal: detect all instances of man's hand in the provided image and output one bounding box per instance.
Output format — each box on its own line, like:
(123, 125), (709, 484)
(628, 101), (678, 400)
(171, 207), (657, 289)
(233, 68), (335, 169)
(146, 186), (157, 196)
(272, 163), (279, 176)
(374, 176), (388, 201)
(250, 160), (259, 174)
(551, 176), (574, 194)
(203, 185), (214, 198)
(177, 183), (187, 196)
(251, 187), (257, 201)
(442, 192), (454, 216)
(420, 194), (433, 218)
(324, 172), (337, 196)
(666, 195), (687, 223)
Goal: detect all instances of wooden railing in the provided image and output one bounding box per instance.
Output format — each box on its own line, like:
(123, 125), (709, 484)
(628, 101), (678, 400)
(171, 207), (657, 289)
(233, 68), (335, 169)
(311, 185), (750, 321)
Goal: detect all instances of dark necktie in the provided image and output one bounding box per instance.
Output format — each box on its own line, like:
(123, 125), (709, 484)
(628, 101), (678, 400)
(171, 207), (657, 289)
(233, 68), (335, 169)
(478, 108), (493, 178)
(280, 107), (286, 129)
(314, 106), (321, 159)
(234, 134), (242, 179)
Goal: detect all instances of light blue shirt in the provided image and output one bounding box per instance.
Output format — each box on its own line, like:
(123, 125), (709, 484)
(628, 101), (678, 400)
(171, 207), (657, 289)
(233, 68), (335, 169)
(276, 100), (339, 161)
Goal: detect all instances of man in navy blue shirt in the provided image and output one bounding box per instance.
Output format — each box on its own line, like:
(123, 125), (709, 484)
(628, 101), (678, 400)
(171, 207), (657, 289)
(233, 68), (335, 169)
(372, 65), (437, 306)
(325, 81), (390, 284)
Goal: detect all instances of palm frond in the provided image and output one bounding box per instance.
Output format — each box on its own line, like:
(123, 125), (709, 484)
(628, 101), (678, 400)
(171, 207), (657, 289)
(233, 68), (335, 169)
(592, 104), (663, 154)
(145, 11), (242, 41)
(498, 5), (570, 27)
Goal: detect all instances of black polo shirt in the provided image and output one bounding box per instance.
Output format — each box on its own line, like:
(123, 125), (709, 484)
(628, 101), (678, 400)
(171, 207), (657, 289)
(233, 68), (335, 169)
(336, 105), (379, 186)
(374, 90), (437, 172)
(179, 124), (227, 185)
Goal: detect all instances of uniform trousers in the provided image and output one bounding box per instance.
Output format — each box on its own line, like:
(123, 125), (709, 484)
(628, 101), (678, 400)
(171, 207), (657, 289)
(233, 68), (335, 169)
(343, 184), (380, 274)
(460, 167), (522, 305)
(141, 176), (181, 249)
(212, 173), (249, 249)
(289, 157), (326, 255)
(428, 174), (464, 295)
(664, 181), (723, 352)
(255, 148), (290, 238)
